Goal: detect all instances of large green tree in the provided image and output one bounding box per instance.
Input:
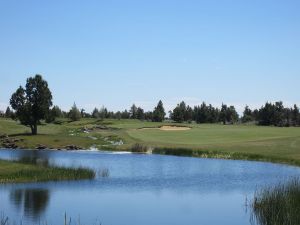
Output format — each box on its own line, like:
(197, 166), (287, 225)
(10, 75), (53, 135)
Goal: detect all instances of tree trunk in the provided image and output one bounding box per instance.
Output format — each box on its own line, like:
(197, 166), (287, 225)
(31, 124), (37, 135)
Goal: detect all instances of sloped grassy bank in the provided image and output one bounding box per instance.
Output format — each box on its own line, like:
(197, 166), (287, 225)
(0, 159), (95, 183)
(128, 145), (300, 167)
(1, 118), (300, 167)
(154, 148), (300, 166)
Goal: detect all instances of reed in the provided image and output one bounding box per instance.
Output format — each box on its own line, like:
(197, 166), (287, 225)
(131, 143), (148, 153)
(251, 178), (300, 225)
(98, 168), (110, 178)
(152, 147), (300, 167)
(1, 212), (102, 225)
(0, 159), (95, 183)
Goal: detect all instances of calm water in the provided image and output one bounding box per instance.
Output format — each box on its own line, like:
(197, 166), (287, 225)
(0, 149), (300, 225)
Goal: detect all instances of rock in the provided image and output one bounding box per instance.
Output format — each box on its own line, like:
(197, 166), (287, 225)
(3, 143), (18, 149)
(36, 144), (47, 150)
(65, 144), (83, 150)
(1, 136), (25, 149)
(2, 138), (17, 149)
(0, 134), (8, 139)
(82, 127), (91, 133)
(94, 125), (108, 130)
(3, 138), (10, 143)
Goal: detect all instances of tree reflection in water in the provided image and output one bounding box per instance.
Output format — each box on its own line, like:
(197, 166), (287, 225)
(10, 188), (50, 219)
(16, 150), (50, 167)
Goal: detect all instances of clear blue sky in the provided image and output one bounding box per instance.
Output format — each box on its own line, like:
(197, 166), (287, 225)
(0, 0), (299, 114)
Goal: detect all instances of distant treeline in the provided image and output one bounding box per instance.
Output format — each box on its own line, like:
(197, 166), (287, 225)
(170, 101), (300, 127)
(5, 75), (298, 136)
(2, 100), (299, 127)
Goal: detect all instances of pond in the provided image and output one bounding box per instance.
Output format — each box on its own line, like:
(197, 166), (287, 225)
(0, 149), (300, 225)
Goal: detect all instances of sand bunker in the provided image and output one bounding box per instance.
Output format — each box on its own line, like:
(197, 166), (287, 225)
(160, 126), (191, 131)
(141, 126), (191, 131)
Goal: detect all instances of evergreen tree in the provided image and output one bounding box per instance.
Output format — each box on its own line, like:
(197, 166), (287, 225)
(292, 104), (300, 126)
(121, 110), (130, 119)
(144, 111), (153, 121)
(80, 109), (85, 118)
(152, 100), (165, 122)
(242, 105), (253, 123)
(258, 102), (274, 125)
(5, 107), (11, 118)
(46, 105), (63, 123)
(172, 101), (186, 123)
(219, 104), (228, 125)
(273, 101), (285, 126)
(130, 104), (138, 119)
(252, 109), (259, 122)
(185, 105), (193, 122)
(99, 106), (107, 119)
(115, 111), (121, 120)
(194, 102), (209, 123)
(92, 108), (100, 118)
(228, 106), (239, 123)
(136, 107), (145, 120)
(207, 104), (219, 123)
(69, 103), (81, 121)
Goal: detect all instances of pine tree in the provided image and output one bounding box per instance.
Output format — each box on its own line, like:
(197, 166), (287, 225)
(152, 100), (165, 122)
(5, 107), (11, 118)
(69, 103), (81, 121)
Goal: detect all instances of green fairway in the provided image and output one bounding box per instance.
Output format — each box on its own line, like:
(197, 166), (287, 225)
(1, 118), (300, 165)
(127, 124), (300, 158)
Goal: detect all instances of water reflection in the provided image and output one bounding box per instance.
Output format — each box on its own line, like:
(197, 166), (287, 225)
(1, 149), (300, 225)
(10, 189), (50, 219)
(15, 150), (50, 167)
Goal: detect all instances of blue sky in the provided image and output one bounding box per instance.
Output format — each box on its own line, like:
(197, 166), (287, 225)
(0, 0), (299, 114)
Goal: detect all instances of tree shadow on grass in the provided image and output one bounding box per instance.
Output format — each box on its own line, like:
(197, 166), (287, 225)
(9, 133), (48, 137)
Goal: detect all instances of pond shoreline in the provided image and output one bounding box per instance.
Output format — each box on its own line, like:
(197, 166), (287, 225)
(2, 145), (300, 168)
(1, 119), (300, 170)
(1, 148), (299, 225)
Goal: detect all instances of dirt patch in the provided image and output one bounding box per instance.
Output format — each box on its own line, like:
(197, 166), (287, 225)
(141, 126), (191, 131)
